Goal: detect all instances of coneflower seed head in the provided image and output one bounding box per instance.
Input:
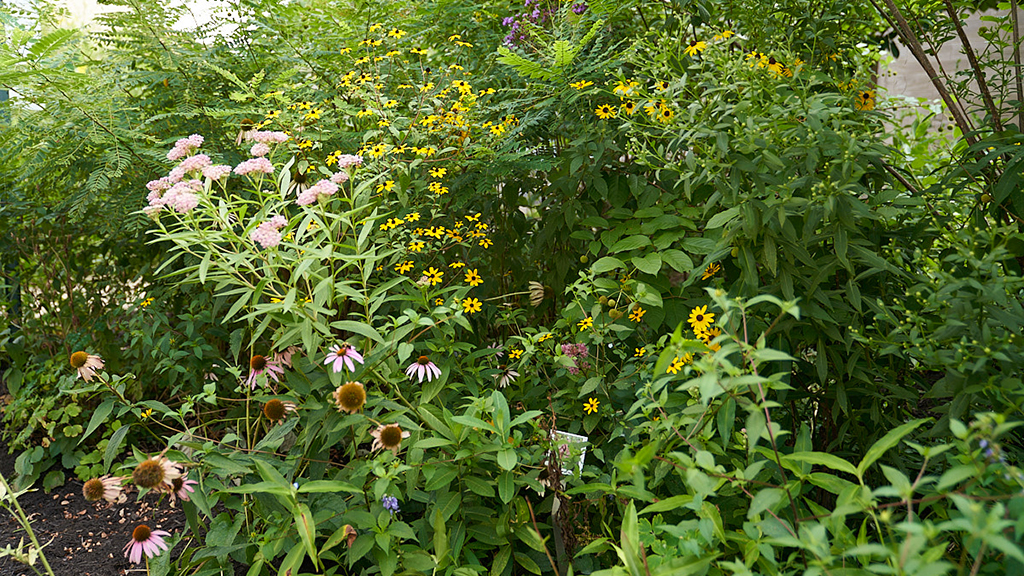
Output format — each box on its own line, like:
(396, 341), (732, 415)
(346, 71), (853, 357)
(70, 351), (89, 368)
(250, 355), (266, 370)
(263, 399), (286, 421)
(132, 525), (152, 542)
(82, 478), (105, 501)
(132, 459), (165, 489)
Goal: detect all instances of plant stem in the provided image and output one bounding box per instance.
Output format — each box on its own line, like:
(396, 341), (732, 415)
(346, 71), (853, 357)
(0, 473), (56, 576)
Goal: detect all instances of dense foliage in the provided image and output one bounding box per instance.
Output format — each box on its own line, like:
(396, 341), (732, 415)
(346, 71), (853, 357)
(2, 0), (1023, 575)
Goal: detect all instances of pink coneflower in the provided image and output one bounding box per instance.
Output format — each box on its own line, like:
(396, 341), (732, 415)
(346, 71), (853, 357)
(371, 424), (410, 454)
(69, 351), (104, 382)
(82, 475), (124, 503)
(493, 365), (519, 389)
(273, 346), (302, 369)
(169, 476), (198, 504)
(124, 524), (171, 564)
(324, 343), (365, 373)
(405, 355), (441, 383)
(263, 399), (298, 423)
(246, 354), (285, 389)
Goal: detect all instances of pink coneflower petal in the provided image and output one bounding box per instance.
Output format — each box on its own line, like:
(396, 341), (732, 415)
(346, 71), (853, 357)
(324, 343), (364, 373)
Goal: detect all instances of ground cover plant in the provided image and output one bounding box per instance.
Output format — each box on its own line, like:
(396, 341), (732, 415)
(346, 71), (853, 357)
(1, 0), (1023, 574)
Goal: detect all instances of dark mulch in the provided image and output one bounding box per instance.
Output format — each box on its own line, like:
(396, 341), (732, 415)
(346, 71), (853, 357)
(0, 442), (187, 576)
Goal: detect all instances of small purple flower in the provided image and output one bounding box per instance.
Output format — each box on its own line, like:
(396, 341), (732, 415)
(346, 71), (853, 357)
(324, 343), (365, 373)
(571, 2), (588, 14)
(381, 495), (400, 515)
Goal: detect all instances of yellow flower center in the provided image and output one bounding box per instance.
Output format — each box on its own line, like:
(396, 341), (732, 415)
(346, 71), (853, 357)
(70, 351), (89, 368)
(380, 425), (403, 448)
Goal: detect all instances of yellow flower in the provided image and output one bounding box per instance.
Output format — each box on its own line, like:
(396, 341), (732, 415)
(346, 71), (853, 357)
(658, 107), (674, 123)
(583, 398), (600, 415)
(465, 269), (483, 287)
(634, 347), (645, 357)
(538, 333), (554, 342)
(423, 267), (444, 285)
(140, 297), (154, 308)
(429, 167), (447, 178)
(577, 317), (593, 330)
(408, 241), (425, 252)
(462, 297), (482, 314)
(713, 30), (735, 41)
(613, 79), (638, 96)
(479, 238), (493, 248)
(629, 306), (646, 322)
(509, 348), (523, 359)
(621, 100), (637, 115)
(449, 261), (465, 268)
(666, 353), (692, 374)
(684, 40), (707, 57)
(339, 47), (352, 54)
(570, 80), (594, 90)
(466, 212), (481, 222)
(355, 56), (370, 65)
(395, 261), (414, 274)
(368, 143), (388, 158)
(376, 180), (395, 193)
(410, 47), (428, 55)
(594, 104), (616, 119)
(378, 119), (390, 127)
(688, 305), (715, 333)
(388, 28), (406, 38)
(405, 212), (420, 223)
(140, 408), (153, 420)
(357, 108), (375, 118)
(490, 123), (506, 136)
(855, 90), (876, 111)
(702, 262), (721, 280)
(654, 80), (669, 91)
(368, 23), (383, 33)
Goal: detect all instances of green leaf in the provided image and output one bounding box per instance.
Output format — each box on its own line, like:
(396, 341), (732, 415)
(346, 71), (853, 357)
(497, 448), (518, 470)
(80, 399), (115, 445)
(783, 452), (857, 477)
(498, 471), (515, 504)
(592, 256), (626, 274)
(632, 253), (662, 275)
(706, 207), (740, 229)
(294, 503), (319, 569)
(857, 418), (929, 479)
(297, 480), (362, 494)
(330, 320), (384, 343)
(103, 425), (131, 474)
(610, 235), (651, 253)
(662, 249), (694, 272)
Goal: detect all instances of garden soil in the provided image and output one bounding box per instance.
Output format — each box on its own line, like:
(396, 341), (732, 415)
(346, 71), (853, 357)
(0, 439), (188, 576)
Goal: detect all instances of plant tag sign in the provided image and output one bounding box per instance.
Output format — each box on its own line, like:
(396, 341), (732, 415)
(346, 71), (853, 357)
(550, 430), (588, 476)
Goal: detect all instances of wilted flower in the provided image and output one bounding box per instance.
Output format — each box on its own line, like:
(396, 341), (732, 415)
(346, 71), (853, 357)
(273, 346), (302, 369)
(124, 525), (171, 564)
(494, 365), (519, 388)
(132, 455), (181, 490)
(405, 355), (441, 383)
(332, 381), (366, 414)
(69, 351), (104, 382)
(82, 475), (124, 503)
(263, 399), (297, 423)
(169, 476), (198, 504)
(371, 424), (410, 454)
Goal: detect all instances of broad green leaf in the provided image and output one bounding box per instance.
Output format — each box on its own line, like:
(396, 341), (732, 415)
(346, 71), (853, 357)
(857, 418), (929, 479)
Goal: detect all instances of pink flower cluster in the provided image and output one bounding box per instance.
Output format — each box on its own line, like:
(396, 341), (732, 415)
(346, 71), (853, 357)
(250, 143), (271, 157)
(562, 342), (590, 375)
(249, 131), (290, 144)
(202, 164), (232, 180)
(166, 134), (204, 161)
(146, 180), (202, 215)
(330, 171), (350, 184)
(336, 154), (363, 169)
(234, 157), (275, 176)
(251, 215), (288, 249)
(296, 179), (339, 206)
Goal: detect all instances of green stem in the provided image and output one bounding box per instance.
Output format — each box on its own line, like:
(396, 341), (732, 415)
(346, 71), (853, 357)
(0, 472), (56, 576)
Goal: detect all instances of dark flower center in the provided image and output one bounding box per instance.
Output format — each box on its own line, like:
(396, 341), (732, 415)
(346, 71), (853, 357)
(172, 477), (184, 491)
(70, 351), (89, 368)
(264, 399), (286, 421)
(240, 118), (254, 129)
(132, 524), (152, 543)
(417, 355), (430, 365)
(380, 425), (403, 447)
(250, 355), (266, 370)
(132, 459), (165, 489)
(695, 314), (704, 322)
(82, 478), (105, 501)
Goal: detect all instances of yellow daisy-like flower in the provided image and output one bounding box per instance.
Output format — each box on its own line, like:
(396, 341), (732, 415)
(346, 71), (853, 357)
(688, 305), (715, 333)
(490, 124), (506, 136)
(683, 40), (707, 57)
(405, 212), (420, 223)
(388, 28), (406, 38)
(376, 180), (395, 193)
(449, 261), (465, 268)
(658, 107), (674, 123)
(702, 262), (721, 280)
(621, 100), (637, 115)
(509, 348), (523, 359)
(408, 241), (425, 252)
(577, 317), (593, 330)
(629, 306), (646, 322)
(713, 30), (735, 41)
(429, 167), (447, 178)
(538, 333), (553, 342)
(423, 267), (443, 285)
(699, 326), (723, 351)
(465, 269), (483, 287)
(634, 347), (645, 357)
(583, 398), (600, 415)
(395, 261), (414, 274)
(594, 104), (616, 119)
(462, 297), (482, 314)
(410, 47), (428, 55)
(654, 80), (669, 91)
(435, 298), (445, 305)
(378, 119), (390, 127)
(570, 80), (594, 90)
(855, 90), (876, 111)
(613, 79), (638, 96)
(479, 238), (493, 248)
(666, 353), (692, 374)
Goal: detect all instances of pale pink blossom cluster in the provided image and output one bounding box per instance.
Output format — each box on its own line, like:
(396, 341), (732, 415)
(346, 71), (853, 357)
(251, 215), (288, 248)
(146, 180), (202, 215)
(336, 154), (363, 169)
(202, 164), (233, 180)
(177, 153), (212, 174)
(296, 179), (339, 206)
(234, 157), (275, 176)
(248, 131), (290, 144)
(330, 171), (350, 184)
(250, 143), (271, 157)
(146, 177), (174, 193)
(166, 134), (204, 161)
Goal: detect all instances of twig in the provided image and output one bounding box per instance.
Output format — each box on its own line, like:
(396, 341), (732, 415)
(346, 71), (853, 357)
(941, 0), (1002, 130)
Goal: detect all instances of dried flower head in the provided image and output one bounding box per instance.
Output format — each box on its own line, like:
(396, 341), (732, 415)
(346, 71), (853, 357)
(333, 382), (366, 414)
(69, 351), (104, 382)
(371, 423), (410, 454)
(132, 456), (181, 490)
(82, 475), (124, 503)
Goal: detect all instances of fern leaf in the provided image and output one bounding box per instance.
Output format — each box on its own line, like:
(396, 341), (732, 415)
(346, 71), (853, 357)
(496, 47), (553, 80)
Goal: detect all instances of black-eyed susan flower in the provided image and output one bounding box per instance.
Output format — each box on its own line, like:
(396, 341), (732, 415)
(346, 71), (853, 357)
(70, 351), (104, 382)
(509, 348), (523, 359)
(594, 104), (616, 119)
(666, 353), (692, 374)
(578, 317), (594, 330)
(395, 261), (415, 274)
(429, 167), (447, 178)
(423, 267), (443, 285)
(654, 80), (669, 91)
(621, 100), (637, 115)
(684, 40), (707, 57)
(464, 269), (483, 287)
(702, 262), (721, 280)
(634, 347), (646, 357)
(855, 89), (876, 111)
(583, 397), (600, 414)
(332, 381), (366, 413)
(629, 306), (646, 322)
(688, 305), (715, 333)
(570, 80), (594, 90)
(479, 238), (493, 248)
(409, 241), (425, 252)
(462, 297), (482, 314)
(371, 424), (410, 454)
(613, 79), (639, 96)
